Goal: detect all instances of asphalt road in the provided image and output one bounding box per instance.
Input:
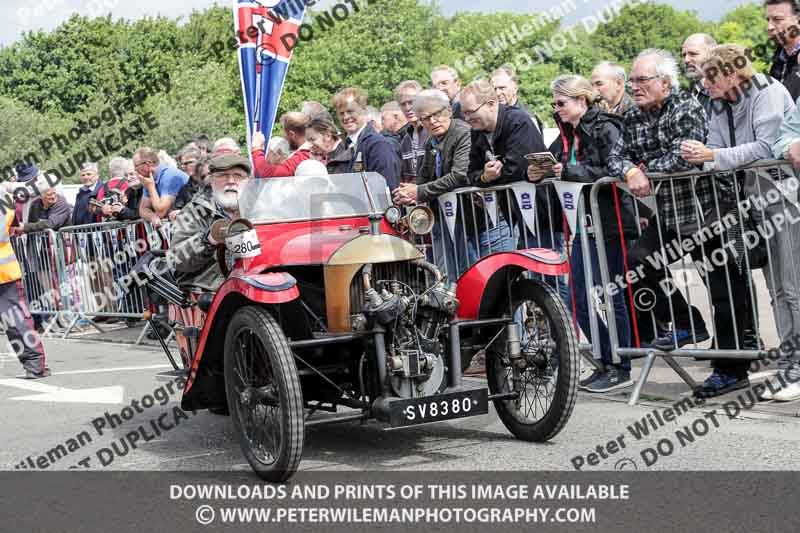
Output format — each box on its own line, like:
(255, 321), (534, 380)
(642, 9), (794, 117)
(1, 337), (798, 474)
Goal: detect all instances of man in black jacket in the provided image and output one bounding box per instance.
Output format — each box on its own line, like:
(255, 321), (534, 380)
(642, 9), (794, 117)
(767, 0), (800, 101)
(331, 87), (402, 190)
(490, 66), (544, 133)
(462, 79), (561, 254)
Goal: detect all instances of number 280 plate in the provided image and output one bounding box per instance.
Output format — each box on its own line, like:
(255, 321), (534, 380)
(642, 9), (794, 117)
(388, 389), (489, 428)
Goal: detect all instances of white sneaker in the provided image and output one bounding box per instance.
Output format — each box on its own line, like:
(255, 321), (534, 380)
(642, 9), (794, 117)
(773, 382), (800, 402)
(759, 387), (774, 401)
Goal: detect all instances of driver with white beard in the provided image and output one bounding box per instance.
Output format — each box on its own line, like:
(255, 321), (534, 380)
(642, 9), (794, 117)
(170, 154), (251, 291)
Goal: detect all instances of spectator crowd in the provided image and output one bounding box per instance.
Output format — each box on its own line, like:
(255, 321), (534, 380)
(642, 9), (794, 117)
(3, 0), (800, 405)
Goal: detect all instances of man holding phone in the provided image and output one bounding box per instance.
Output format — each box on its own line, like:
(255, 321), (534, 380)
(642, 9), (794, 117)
(462, 79), (558, 252)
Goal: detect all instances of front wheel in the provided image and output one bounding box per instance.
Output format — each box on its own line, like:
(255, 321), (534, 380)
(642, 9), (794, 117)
(485, 279), (578, 442)
(224, 306), (304, 482)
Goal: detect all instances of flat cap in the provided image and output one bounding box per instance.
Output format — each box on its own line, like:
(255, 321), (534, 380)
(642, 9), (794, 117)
(208, 154), (252, 175)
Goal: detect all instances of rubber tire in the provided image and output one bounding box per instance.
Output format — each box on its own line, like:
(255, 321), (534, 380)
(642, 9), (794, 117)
(486, 279), (578, 442)
(224, 306), (304, 482)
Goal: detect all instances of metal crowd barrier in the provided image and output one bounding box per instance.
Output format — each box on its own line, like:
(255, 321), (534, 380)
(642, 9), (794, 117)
(589, 159), (800, 404)
(424, 181), (605, 369)
(11, 219), (172, 339)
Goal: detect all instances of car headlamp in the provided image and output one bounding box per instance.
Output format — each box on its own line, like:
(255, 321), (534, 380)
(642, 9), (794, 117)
(384, 205), (402, 225)
(406, 206), (435, 235)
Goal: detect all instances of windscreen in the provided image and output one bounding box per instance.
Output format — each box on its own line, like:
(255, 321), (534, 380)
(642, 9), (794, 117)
(238, 172), (391, 223)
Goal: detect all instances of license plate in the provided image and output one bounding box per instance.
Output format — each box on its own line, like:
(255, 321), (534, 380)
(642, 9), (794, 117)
(388, 389), (489, 428)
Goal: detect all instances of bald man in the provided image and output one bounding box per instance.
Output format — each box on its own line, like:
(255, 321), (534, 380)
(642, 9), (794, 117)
(682, 33), (717, 115)
(591, 61), (635, 116)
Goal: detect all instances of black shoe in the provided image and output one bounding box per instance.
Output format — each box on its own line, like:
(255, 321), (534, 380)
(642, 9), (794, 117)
(584, 366), (633, 393)
(23, 367), (51, 379)
(693, 369), (749, 399)
(208, 405), (230, 416)
(579, 366), (605, 389)
(651, 328), (710, 351)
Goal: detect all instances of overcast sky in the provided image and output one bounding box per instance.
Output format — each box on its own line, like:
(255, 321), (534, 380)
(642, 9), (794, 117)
(2, 0), (755, 48)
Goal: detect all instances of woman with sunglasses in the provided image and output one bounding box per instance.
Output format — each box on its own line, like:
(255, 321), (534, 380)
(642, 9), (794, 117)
(529, 75), (640, 393)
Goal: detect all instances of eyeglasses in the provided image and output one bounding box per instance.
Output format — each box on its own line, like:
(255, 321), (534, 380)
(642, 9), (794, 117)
(134, 161), (154, 169)
(627, 75), (661, 87)
(552, 98), (573, 109)
(419, 106), (449, 123)
(462, 100), (489, 118)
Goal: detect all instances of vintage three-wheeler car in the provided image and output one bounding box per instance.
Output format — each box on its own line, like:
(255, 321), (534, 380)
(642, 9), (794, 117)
(140, 172), (578, 482)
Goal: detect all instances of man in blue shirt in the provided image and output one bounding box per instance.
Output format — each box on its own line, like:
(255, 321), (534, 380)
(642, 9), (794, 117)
(134, 147), (189, 227)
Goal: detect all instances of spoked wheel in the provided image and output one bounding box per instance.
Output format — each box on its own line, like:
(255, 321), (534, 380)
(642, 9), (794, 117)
(224, 306), (304, 482)
(486, 279), (578, 442)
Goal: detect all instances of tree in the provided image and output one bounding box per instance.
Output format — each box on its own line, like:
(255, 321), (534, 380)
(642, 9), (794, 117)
(589, 2), (707, 63)
(0, 0), (778, 180)
(282, 0), (442, 115)
(713, 3), (772, 71)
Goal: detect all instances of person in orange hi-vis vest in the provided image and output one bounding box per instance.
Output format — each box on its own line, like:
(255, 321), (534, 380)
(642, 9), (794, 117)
(1, 177), (49, 379)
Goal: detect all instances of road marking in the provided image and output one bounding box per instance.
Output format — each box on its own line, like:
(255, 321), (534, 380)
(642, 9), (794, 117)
(0, 379), (124, 404)
(44, 364), (172, 376)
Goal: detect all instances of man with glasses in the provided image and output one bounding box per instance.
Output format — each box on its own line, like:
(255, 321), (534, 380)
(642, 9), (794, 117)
(608, 49), (755, 397)
(170, 155), (252, 292)
(431, 65), (463, 120)
(395, 80), (429, 184)
(393, 89), (473, 278)
(462, 79), (555, 253)
(135, 146), (189, 227)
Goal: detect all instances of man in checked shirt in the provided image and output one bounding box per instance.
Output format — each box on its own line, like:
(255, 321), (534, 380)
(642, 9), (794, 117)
(608, 48), (754, 398)
(395, 80), (429, 184)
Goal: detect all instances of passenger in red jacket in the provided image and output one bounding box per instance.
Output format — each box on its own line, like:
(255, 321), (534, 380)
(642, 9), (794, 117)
(251, 131), (312, 178)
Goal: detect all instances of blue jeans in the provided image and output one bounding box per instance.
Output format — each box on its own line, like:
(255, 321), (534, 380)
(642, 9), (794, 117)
(431, 217), (473, 280)
(432, 218), (515, 280)
(469, 219), (515, 263)
(569, 230), (631, 370)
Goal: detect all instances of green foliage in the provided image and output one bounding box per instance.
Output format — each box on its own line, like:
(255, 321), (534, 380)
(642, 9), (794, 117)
(589, 1), (708, 63)
(283, 0), (442, 113)
(713, 3), (773, 71)
(0, 0), (778, 181)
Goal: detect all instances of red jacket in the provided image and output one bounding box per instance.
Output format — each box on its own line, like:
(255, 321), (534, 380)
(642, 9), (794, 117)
(251, 148), (311, 178)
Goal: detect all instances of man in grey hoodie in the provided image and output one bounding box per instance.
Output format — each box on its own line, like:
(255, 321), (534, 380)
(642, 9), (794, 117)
(682, 43), (798, 399)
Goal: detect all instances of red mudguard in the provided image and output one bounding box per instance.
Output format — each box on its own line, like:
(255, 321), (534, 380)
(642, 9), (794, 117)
(183, 270), (299, 394)
(456, 249), (568, 320)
